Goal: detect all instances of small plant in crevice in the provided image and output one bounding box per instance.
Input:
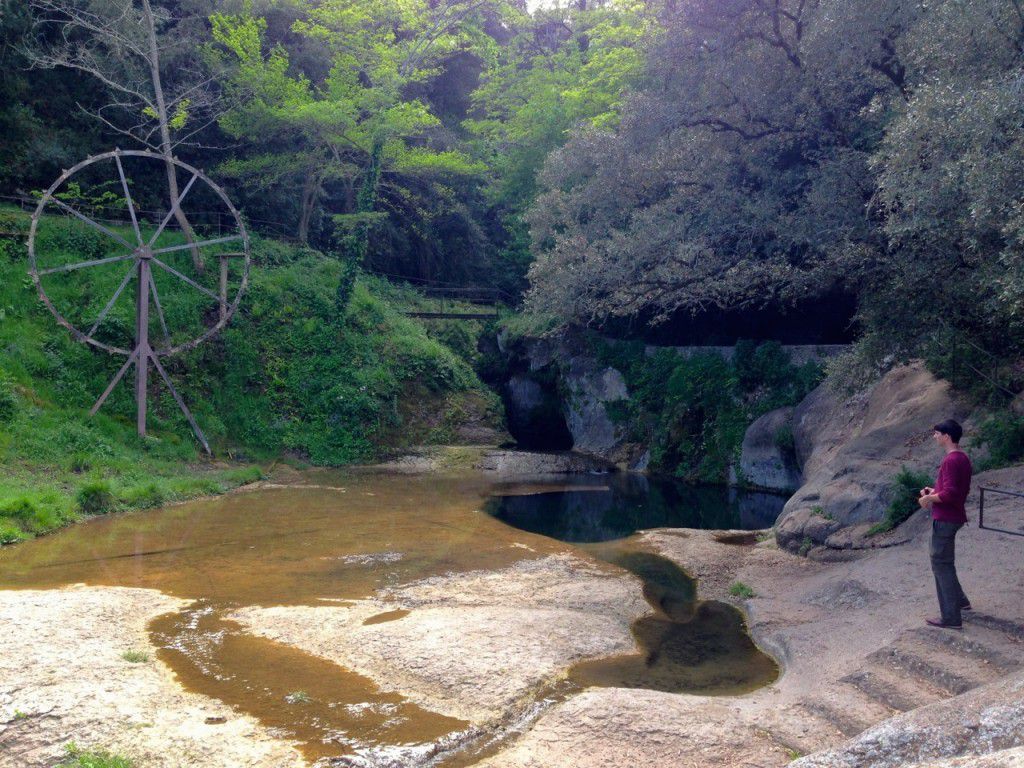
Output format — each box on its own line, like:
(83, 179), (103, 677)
(121, 650), (148, 663)
(728, 581), (756, 599)
(867, 467), (932, 536)
(798, 536), (814, 556)
(811, 505), (835, 521)
(56, 742), (135, 768)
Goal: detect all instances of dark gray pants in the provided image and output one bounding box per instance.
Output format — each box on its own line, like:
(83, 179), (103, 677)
(931, 520), (969, 625)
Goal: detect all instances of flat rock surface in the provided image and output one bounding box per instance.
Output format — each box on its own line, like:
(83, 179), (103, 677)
(232, 553), (648, 724)
(483, 512), (1024, 768)
(0, 586), (305, 768)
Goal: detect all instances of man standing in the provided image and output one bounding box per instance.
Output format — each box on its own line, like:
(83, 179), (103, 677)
(919, 419), (973, 629)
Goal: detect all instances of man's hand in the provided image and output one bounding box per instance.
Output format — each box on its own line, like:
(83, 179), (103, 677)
(919, 493), (936, 509)
(920, 486), (934, 497)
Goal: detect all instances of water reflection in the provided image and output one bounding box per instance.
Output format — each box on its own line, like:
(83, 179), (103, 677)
(485, 473), (786, 542)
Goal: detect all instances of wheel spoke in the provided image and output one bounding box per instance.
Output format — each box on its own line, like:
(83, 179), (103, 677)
(152, 234), (244, 256)
(114, 153), (144, 246)
(148, 351), (211, 455)
(147, 173), (200, 247)
(88, 264), (136, 338)
(37, 252), (137, 276)
(49, 198), (135, 250)
(148, 269), (172, 348)
(90, 349), (139, 416)
(150, 256), (219, 302)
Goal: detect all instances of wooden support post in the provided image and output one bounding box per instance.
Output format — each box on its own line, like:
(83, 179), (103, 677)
(135, 257), (152, 438)
(220, 254), (228, 321)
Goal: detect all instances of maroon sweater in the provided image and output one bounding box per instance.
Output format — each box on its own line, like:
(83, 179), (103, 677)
(932, 450), (972, 524)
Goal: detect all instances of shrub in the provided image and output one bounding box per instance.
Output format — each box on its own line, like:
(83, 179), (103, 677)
(729, 581), (756, 598)
(798, 536), (814, 556)
(868, 467), (933, 536)
(77, 481), (114, 515)
(121, 650), (148, 663)
(0, 519), (23, 544)
(0, 497), (36, 521)
(973, 412), (1024, 471)
(119, 482), (164, 509)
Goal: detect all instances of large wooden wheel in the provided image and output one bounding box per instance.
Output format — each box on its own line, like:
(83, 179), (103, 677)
(27, 149), (251, 453)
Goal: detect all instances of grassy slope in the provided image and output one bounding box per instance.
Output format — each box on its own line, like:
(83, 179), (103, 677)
(0, 206), (500, 543)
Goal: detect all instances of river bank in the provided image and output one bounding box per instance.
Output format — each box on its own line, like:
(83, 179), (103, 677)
(1, 454), (1022, 767)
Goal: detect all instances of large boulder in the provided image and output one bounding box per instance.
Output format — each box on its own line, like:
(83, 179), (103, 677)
(776, 363), (972, 552)
(739, 407), (801, 492)
(560, 354), (639, 466)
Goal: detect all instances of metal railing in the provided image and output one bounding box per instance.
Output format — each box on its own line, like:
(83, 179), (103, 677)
(978, 486), (1024, 537)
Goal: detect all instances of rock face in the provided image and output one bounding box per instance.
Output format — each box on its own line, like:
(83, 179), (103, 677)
(775, 363), (971, 552)
(476, 449), (615, 475)
(739, 407), (801, 492)
(498, 333), (643, 468)
(561, 356), (628, 455)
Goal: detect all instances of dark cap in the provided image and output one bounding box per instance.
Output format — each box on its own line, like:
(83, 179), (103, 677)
(933, 419), (963, 443)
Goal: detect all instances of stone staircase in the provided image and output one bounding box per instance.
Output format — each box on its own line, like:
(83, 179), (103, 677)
(764, 612), (1024, 758)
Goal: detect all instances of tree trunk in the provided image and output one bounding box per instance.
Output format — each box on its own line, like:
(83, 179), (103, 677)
(298, 170), (321, 245)
(140, 0), (204, 274)
(335, 139), (384, 313)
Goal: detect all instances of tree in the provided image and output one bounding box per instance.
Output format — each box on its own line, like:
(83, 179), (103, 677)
(464, 0), (655, 293)
(210, 1), (493, 307)
(522, 0), (916, 325)
(25, 0), (225, 271)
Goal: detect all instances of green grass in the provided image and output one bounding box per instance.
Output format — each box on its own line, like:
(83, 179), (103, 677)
(798, 536), (814, 556)
(56, 743), (134, 768)
(728, 581), (756, 599)
(121, 650), (149, 663)
(0, 205), (501, 543)
(285, 690), (311, 704)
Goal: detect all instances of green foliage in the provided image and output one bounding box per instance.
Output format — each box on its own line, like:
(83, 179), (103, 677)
(121, 650), (149, 663)
(592, 338), (822, 483)
(76, 480), (114, 516)
(972, 413), (1024, 471)
(868, 467), (933, 536)
(728, 582), (755, 599)
(798, 536), (814, 557)
(0, 370), (16, 424)
(0, 211), (493, 542)
(56, 743), (134, 768)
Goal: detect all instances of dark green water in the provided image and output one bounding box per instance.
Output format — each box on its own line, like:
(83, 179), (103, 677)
(485, 472), (786, 542)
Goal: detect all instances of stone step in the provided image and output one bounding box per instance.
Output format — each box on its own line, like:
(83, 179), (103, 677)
(867, 644), (989, 696)
(763, 703), (845, 758)
(963, 611), (1024, 641)
(840, 664), (946, 713)
(907, 627), (1022, 675)
(798, 690), (894, 739)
